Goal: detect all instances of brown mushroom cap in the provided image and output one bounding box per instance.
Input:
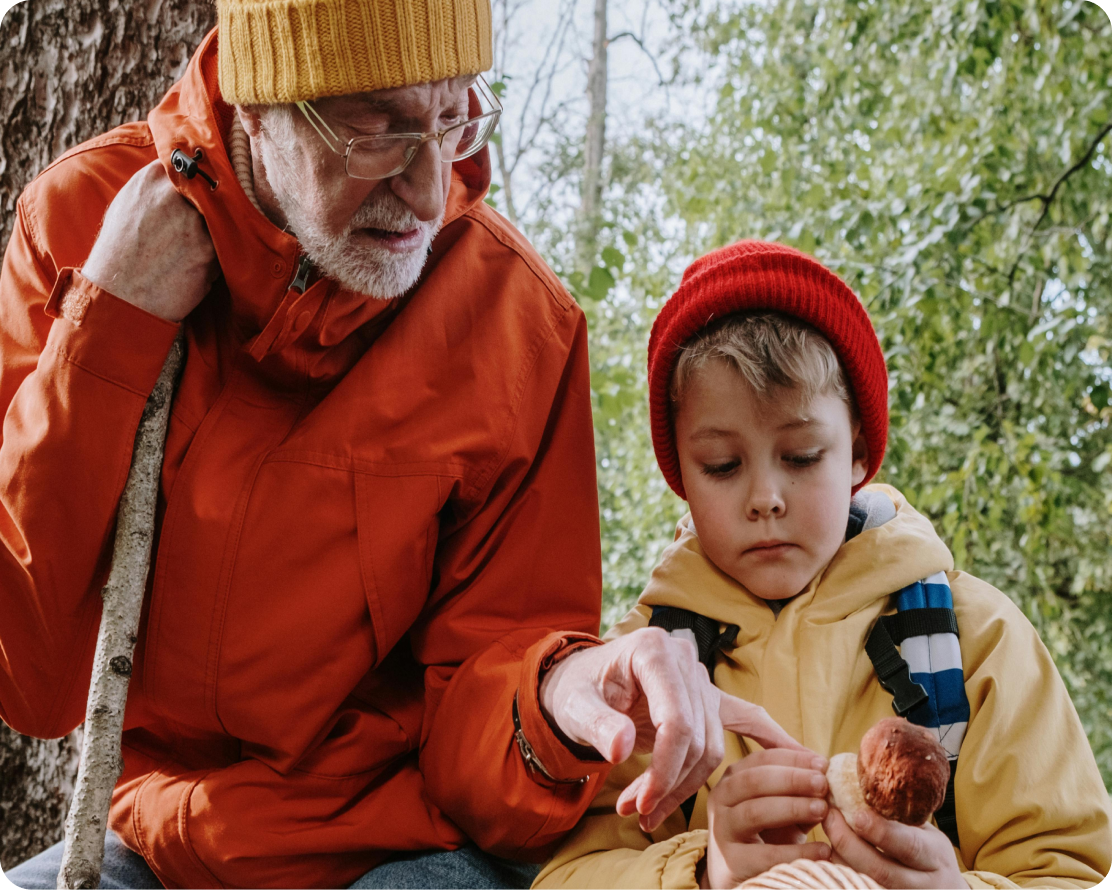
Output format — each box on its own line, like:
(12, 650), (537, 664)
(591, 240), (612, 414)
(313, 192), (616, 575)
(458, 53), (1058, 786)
(857, 717), (950, 825)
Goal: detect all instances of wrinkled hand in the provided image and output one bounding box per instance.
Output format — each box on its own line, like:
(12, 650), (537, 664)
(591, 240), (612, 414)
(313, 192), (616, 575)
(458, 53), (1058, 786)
(823, 805), (966, 889)
(82, 160), (219, 322)
(701, 748), (832, 889)
(539, 627), (805, 832)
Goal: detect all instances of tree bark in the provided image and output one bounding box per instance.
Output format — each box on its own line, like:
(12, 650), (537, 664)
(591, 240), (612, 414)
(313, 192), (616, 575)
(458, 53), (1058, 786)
(0, 0), (213, 870)
(0, 0), (216, 247)
(575, 0), (607, 275)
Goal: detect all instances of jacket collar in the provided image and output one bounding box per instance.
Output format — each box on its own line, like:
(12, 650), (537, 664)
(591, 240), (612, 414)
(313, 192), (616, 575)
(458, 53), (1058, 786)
(638, 484), (954, 628)
(145, 28), (492, 361)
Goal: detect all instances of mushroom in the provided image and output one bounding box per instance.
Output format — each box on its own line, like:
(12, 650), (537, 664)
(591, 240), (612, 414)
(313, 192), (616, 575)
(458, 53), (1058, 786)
(827, 717), (950, 826)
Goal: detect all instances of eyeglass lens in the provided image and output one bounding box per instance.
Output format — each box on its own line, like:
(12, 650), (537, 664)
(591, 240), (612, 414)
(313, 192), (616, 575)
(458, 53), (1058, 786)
(345, 113), (498, 180)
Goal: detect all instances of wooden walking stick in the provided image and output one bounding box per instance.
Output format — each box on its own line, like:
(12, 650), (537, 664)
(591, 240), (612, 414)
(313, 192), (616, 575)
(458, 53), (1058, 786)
(56, 334), (185, 890)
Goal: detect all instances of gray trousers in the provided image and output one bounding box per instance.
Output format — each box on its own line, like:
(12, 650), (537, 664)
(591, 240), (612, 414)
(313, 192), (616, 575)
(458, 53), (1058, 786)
(3, 830), (541, 889)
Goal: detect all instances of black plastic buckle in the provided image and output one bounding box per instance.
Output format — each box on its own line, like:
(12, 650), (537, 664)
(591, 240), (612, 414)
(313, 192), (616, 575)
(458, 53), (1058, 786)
(865, 618), (928, 717)
(170, 148), (218, 190)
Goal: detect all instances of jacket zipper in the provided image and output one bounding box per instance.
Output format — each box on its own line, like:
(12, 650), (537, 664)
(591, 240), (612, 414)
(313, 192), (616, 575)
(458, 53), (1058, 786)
(289, 256), (312, 293)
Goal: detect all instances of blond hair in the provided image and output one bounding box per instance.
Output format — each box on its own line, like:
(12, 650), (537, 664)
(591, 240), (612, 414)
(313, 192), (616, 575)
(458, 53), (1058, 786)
(671, 312), (856, 415)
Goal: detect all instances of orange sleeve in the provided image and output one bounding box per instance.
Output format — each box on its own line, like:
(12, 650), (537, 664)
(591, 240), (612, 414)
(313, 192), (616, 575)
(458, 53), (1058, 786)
(0, 194), (180, 738)
(417, 306), (614, 859)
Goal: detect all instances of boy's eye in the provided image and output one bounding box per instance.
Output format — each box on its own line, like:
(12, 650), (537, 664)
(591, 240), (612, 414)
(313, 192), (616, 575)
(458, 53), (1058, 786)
(701, 460), (740, 478)
(784, 450), (823, 468)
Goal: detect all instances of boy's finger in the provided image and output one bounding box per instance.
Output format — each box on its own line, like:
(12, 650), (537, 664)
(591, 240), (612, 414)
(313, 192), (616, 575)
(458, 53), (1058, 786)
(725, 748), (828, 775)
(822, 808), (909, 887)
(715, 763), (828, 807)
(758, 825), (810, 845)
(729, 841), (832, 877)
(727, 795), (829, 836)
(718, 692), (807, 752)
(848, 807), (936, 871)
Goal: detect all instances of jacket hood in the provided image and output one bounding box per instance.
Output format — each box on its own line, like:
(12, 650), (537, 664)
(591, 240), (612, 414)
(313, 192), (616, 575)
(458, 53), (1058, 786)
(145, 28), (492, 365)
(639, 484), (954, 627)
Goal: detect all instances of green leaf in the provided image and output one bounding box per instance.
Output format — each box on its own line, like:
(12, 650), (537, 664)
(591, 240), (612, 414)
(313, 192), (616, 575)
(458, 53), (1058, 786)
(586, 266), (616, 300)
(601, 246), (626, 272)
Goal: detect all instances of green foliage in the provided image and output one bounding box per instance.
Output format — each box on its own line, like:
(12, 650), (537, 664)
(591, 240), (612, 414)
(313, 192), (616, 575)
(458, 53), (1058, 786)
(663, 0), (1112, 786)
(523, 0), (1112, 786)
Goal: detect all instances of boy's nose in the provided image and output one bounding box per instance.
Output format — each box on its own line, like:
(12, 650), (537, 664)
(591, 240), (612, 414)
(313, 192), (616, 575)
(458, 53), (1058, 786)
(747, 487), (786, 519)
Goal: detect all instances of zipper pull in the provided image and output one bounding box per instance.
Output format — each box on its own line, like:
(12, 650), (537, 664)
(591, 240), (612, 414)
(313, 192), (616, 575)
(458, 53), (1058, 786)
(289, 256), (312, 293)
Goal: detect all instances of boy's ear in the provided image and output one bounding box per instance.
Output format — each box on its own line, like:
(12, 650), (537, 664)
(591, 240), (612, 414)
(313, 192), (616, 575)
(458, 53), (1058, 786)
(851, 422), (869, 488)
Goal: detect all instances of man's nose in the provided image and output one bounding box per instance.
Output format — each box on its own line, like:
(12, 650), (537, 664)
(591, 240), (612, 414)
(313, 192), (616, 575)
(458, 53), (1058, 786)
(389, 139), (447, 222)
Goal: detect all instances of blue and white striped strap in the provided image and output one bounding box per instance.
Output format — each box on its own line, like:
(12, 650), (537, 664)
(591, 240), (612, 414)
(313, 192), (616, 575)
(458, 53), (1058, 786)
(894, 571), (969, 759)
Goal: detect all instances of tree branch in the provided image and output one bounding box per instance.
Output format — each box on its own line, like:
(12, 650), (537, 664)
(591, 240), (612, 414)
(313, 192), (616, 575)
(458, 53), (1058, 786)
(1007, 121), (1112, 283)
(607, 30), (669, 86)
(57, 336), (184, 889)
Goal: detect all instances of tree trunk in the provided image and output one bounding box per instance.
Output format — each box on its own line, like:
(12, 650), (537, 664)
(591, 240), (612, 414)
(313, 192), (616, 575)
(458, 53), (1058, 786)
(0, 0), (214, 869)
(575, 0), (607, 275)
(0, 0), (216, 246)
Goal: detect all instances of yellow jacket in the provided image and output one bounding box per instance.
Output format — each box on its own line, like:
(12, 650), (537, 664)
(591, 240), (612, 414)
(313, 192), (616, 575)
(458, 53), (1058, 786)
(535, 485), (1112, 889)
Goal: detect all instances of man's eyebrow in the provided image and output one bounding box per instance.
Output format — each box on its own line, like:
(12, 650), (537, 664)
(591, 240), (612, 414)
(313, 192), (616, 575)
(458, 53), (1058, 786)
(342, 94), (395, 114)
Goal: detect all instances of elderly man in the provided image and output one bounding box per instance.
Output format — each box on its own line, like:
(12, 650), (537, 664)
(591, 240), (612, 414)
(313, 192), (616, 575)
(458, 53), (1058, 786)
(0, 2), (796, 887)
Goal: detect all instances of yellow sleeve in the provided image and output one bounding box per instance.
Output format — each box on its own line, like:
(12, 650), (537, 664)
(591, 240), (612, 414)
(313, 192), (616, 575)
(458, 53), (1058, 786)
(950, 573), (1112, 888)
(535, 604), (710, 889)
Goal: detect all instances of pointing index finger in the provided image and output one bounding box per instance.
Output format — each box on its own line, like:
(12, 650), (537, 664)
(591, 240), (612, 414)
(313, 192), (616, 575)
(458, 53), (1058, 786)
(718, 690), (807, 752)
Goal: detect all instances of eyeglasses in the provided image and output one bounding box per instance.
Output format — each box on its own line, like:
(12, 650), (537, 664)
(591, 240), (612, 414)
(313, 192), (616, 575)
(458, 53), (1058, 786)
(295, 76), (502, 181)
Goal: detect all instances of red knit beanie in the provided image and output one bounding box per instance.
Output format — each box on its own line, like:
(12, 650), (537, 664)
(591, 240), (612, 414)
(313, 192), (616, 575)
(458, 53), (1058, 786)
(648, 240), (888, 500)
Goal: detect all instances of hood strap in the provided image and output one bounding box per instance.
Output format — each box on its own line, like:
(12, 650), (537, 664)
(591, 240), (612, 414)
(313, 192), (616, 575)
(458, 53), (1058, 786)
(171, 148), (218, 190)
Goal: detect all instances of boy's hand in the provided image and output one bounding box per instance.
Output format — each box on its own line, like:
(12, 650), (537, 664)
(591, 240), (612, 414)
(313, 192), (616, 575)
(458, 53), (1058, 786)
(822, 806), (967, 889)
(701, 748), (832, 889)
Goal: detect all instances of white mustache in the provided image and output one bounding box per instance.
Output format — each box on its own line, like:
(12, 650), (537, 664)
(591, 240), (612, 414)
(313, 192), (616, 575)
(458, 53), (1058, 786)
(348, 194), (427, 236)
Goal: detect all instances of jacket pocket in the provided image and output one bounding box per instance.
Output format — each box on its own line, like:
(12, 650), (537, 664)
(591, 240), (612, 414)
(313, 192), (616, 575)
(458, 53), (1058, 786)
(354, 472), (442, 666)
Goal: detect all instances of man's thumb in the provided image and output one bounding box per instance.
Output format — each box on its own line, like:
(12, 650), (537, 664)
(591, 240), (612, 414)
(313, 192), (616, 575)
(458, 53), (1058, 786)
(577, 704), (637, 764)
(718, 690), (806, 751)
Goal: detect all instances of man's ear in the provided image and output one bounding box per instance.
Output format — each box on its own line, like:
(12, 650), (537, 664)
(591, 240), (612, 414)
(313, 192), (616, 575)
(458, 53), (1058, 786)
(236, 105), (264, 139)
(850, 422), (869, 488)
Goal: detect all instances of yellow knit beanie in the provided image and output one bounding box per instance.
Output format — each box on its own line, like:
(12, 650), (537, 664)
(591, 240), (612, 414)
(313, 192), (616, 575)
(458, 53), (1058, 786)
(218, 0), (492, 105)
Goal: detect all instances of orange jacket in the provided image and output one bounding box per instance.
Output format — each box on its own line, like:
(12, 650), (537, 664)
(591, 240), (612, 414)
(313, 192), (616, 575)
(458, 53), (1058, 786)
(0, 30), (609, 889)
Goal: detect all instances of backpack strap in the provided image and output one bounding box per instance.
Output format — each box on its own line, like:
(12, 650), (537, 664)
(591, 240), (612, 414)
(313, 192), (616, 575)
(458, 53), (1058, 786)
(849, 495), (967, 848)
(648, 606), (739, 822)
(864, 572), (968, 847)
(648, 606), (739, 677)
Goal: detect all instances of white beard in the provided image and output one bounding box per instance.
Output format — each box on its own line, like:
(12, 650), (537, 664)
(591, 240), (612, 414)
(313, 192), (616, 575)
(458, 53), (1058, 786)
(255, 111), (442, 299)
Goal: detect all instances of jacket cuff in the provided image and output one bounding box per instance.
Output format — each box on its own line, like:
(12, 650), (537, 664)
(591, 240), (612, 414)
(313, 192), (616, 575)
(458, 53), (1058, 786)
(124, 767), (225, 890)
(44, 268), (181, 396)
(517, 631), (610, 783)
(659, 830), (709, 889)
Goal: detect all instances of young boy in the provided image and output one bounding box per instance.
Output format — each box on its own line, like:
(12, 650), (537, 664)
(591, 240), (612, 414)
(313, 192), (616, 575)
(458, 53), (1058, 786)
(534, 241), (1112, 889)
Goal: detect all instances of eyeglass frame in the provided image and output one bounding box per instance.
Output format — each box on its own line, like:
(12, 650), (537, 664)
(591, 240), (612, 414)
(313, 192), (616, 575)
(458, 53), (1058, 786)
(294, 75), (503, 181)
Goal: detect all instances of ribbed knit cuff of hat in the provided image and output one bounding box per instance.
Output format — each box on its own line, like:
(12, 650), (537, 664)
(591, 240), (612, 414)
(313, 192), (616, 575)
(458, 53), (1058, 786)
(218, 0), (493, 105)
